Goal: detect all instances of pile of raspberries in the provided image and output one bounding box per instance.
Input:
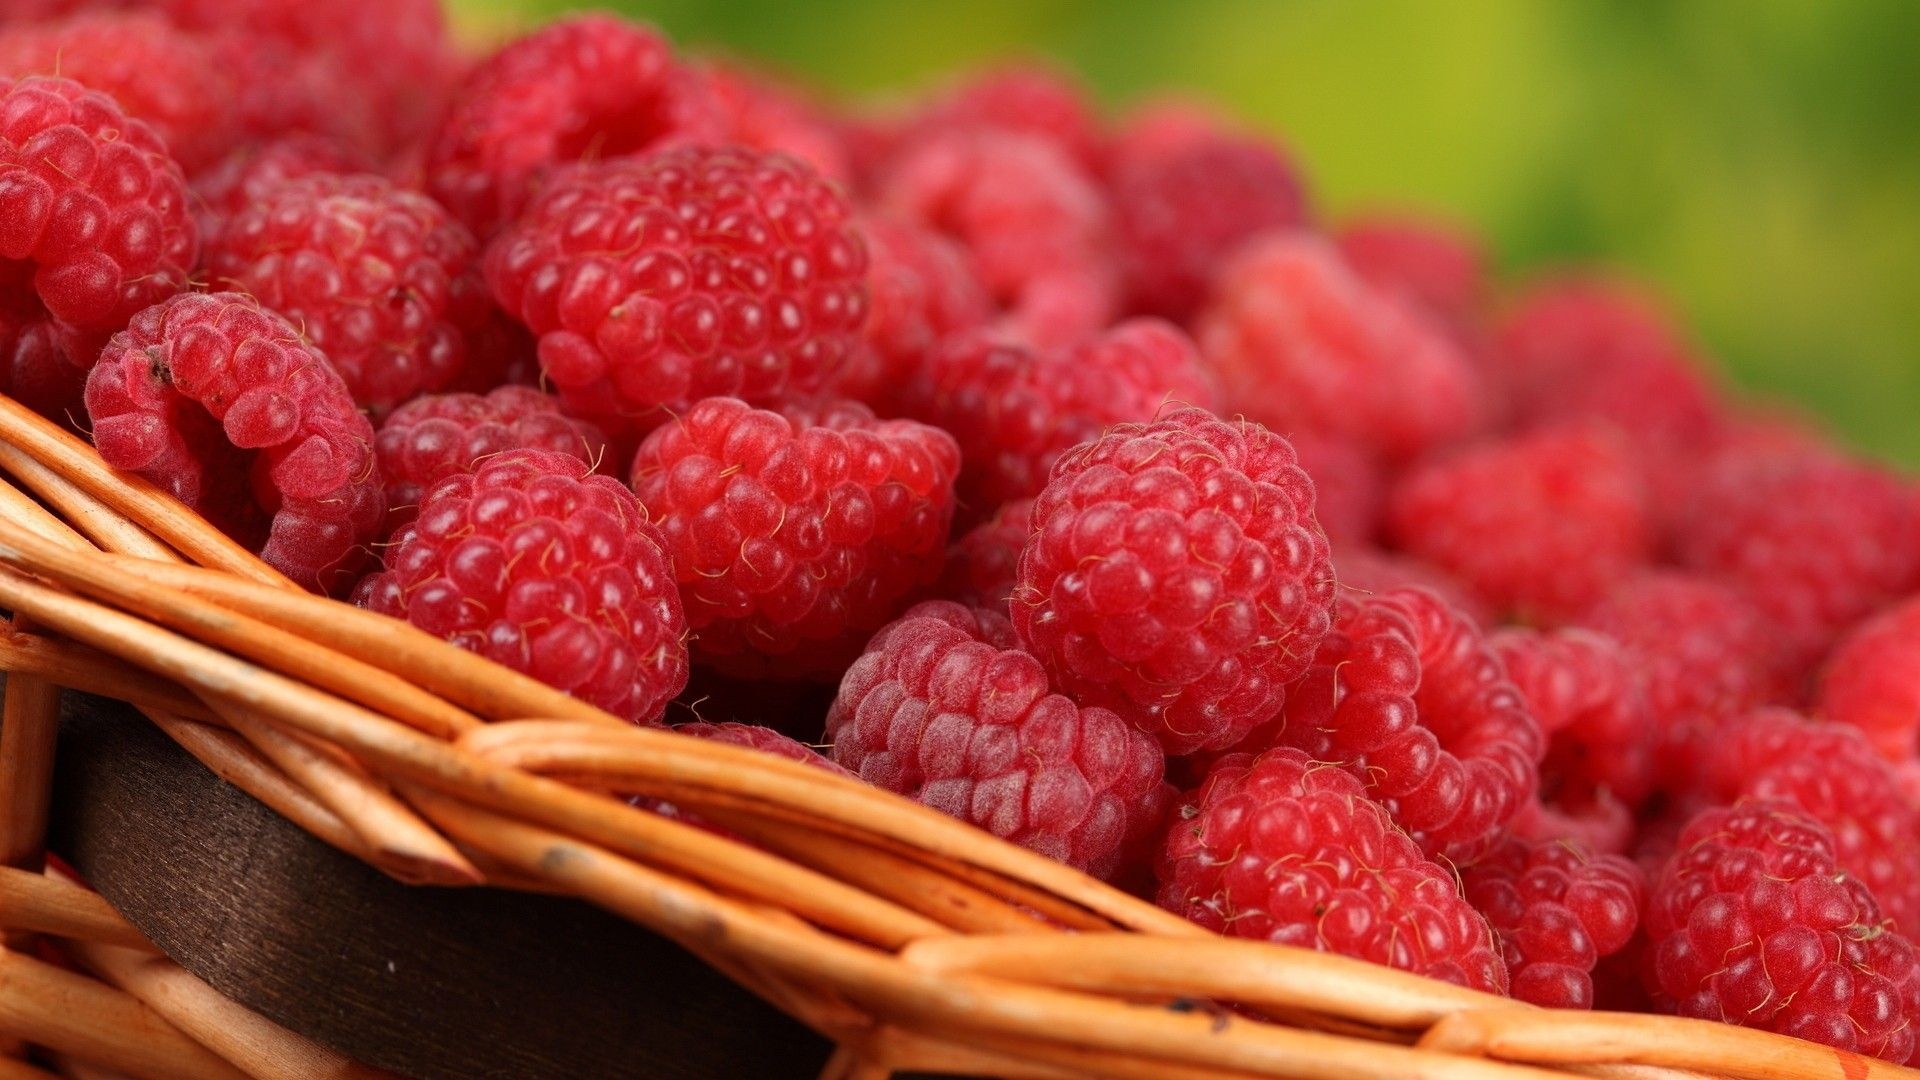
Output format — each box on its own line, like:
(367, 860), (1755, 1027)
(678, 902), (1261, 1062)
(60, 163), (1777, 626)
(9, 2), (1920, 1060)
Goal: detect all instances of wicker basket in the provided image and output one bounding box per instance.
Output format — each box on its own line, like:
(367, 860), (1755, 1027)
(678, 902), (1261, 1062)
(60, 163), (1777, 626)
(0, 388), (1909, 1080)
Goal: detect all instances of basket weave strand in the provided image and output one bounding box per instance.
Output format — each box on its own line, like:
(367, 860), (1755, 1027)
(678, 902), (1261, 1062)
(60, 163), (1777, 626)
(0, 389), (1912, 1080)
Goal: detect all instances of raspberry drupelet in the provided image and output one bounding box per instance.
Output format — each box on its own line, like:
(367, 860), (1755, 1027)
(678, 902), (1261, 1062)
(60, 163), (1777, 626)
(828, 600), (1171, 879)
(1262, 587), (1544, 861)
(1818, 594), (1920, 762)
(358, 449), (688, 724)
(1386, 424), (1655, 622)
(486, 146), (868, 433)
(1458, 835), (1645, 1008)
(0, 75), (198, 419)
(1645, 801), (1920, 1063)
(427, 14), (723, 237)
(206, 172), (496, 416)
(939, 497), (1032, 611)
(373, 386), (607, 534)
(1196, 233), (1481, 462)
(1491, 626), (1656, 813)
(1011, 407), (1335, 756)
(630, 396), (960, 680)
(84, 293), (380, 593)
(898, 319), (1218, 520)
(1157, 747), (1507, 993)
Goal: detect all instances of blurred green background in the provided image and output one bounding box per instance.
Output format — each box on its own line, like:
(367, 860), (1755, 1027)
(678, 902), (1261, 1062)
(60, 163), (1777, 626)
(451, 0), (1920, 463)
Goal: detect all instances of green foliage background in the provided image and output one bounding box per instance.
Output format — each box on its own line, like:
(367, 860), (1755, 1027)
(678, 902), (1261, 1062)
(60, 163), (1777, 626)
(452, 0), (1920, 463)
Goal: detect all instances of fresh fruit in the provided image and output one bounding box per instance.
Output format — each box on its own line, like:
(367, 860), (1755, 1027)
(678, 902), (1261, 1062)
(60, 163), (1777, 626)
(1459, 835), (1645, 1008)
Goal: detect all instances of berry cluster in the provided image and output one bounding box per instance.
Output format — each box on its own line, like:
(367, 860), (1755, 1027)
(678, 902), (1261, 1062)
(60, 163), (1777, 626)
(10, 4), (1920, 1062)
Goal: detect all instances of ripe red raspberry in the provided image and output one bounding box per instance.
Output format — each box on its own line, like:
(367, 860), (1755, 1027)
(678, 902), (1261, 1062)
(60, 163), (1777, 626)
(899, 320), (1218, 520)
(1264, 588), (1544, 861)
(1459, 836), (1645, 1008)
(1386, 425), (1655, 622)
(358, 449), (688, 723)
(1673, 446), (1920, 679)
(84, 293), (380, 593)
(1510, 789), (1636, 858)
(1490, 627), (1655, 811)
(850, 213), (991, 404)
(426, 14), (722, 237)
(188, 134), (373, 240)
(1196, 233), (1481, 462)
(205, 172), (494, 416)
(373, 386), (607, 534)
(1331, 546), (1491, 627)
(0, 75), (197, 418)
(677, 721), (849, 777)
(1493, 274), (1723, 451)
(827, 600), (1171, 879)
(1104, 102), (1308, 321)
(1288, 432), (1382, 546)
(902, 63), (1103, 172)
(0, 13), (237, 173)
(879, 128), (1117, 349)
(1334, 213), (1488, 338)
(630, 397), (960, 680)
(939, 497), (1032, 611)
(1818, 595), (1920, 762)
(697, 61), (850, 184)
(1696, 709), (1920, 932)
(1011, 408), (1334, 755)
(487, 146), (868, 432)
(1157, 747), (1507, 993)
(1646, 801), (1920, 1063)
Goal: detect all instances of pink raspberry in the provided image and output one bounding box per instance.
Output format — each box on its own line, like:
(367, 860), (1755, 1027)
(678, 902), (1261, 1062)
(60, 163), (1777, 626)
(1646, 801), (1920, 1063)
(1673, 446), (1920, 679)
(630, 397), (960, 680)
(1335, 212), (1488, 337)
(939, 497), (1031, 611)
(84, 293), (380, 593)
(1386, 425), (1655, 622)
(1288, 432), (1382, 546)
(849, 213), (991, 404)
(0, 13), (237, 173)
(1011, 408), (1334, 755)
(1459, 835), (1645, 1008)
(879, 128), (1117, 349)
(487, 146), (868, 433)
(1491, 627), (1655, 812)
(697, 61), (849, 184)
(0, 75), (197, 419)
(1158, 746), (1507, 993)
(904, 63), (1103, 172)
(205, 172), (494, 416)
(827, 600), (1170, 879)
(1196, 233), (1482, 462)
(1264, 588), (1545, 861)
(358, 449), (688, 723)
(899, 319), (1218, 520)
(1817, 595), (1920, 762)
(1104, 101), (1309, 321)
(426, 14), (722, 237)
(1331, 546), (1492, 627)
(373, 386), (607, 534)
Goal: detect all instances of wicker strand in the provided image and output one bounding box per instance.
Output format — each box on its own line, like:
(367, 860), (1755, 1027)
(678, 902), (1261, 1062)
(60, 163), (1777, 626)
(0, 632), (214, 723)
(0, 947), (249, 1080)
(0, 868), (154, 953)
(0, 442), (178, 563)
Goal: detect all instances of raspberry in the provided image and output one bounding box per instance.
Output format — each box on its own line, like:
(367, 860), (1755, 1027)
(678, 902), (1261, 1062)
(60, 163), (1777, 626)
(1263, 588), (1544, 861)
(83, 293), (380, 593)
(1510, 790), (1636, 858)
(1010, 408), (1334, 755)
(698, 60), (850, 184)
(1646, 801), (1920, 1063)
(373, 386), (607, 534)
(1157, 747), (1506, 993)
(0, 13), (237, 173)
(678, 721), (849, 777)
(1105, 102), (1309, 321)
(1818, 595), (1920, 762)
(1490, 627), (1655, 810)
(905, 63), (1102, 172)
(898, 319), (1218, 520)
(0, 75), (197, 418)
(189, 134), (373, 239)
(939, 497), (1031, 611)
(1331, 546), (1491, 627)
(1334, 213), (1488, 337)
(630, 396), (960, 680)
(1673, 446), (1920, 679)
(827, 600), (1170, 879)
(1696, 709), (1920, 931)
(879, 128), (1117, 349)
(204, 172), (494, 416)
(426, 14), (722, 237)
(1288, 432), (1381, 547)
(850, 213), (991, 404)
(486, 146), (868, 432)
(1459, 836), (1645, 1008)
(1493, 274), (1723, 451)
(1386, 425), (1655, 622)
(358, 449), (688, 723)
(1196, 233), (1481, 462)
